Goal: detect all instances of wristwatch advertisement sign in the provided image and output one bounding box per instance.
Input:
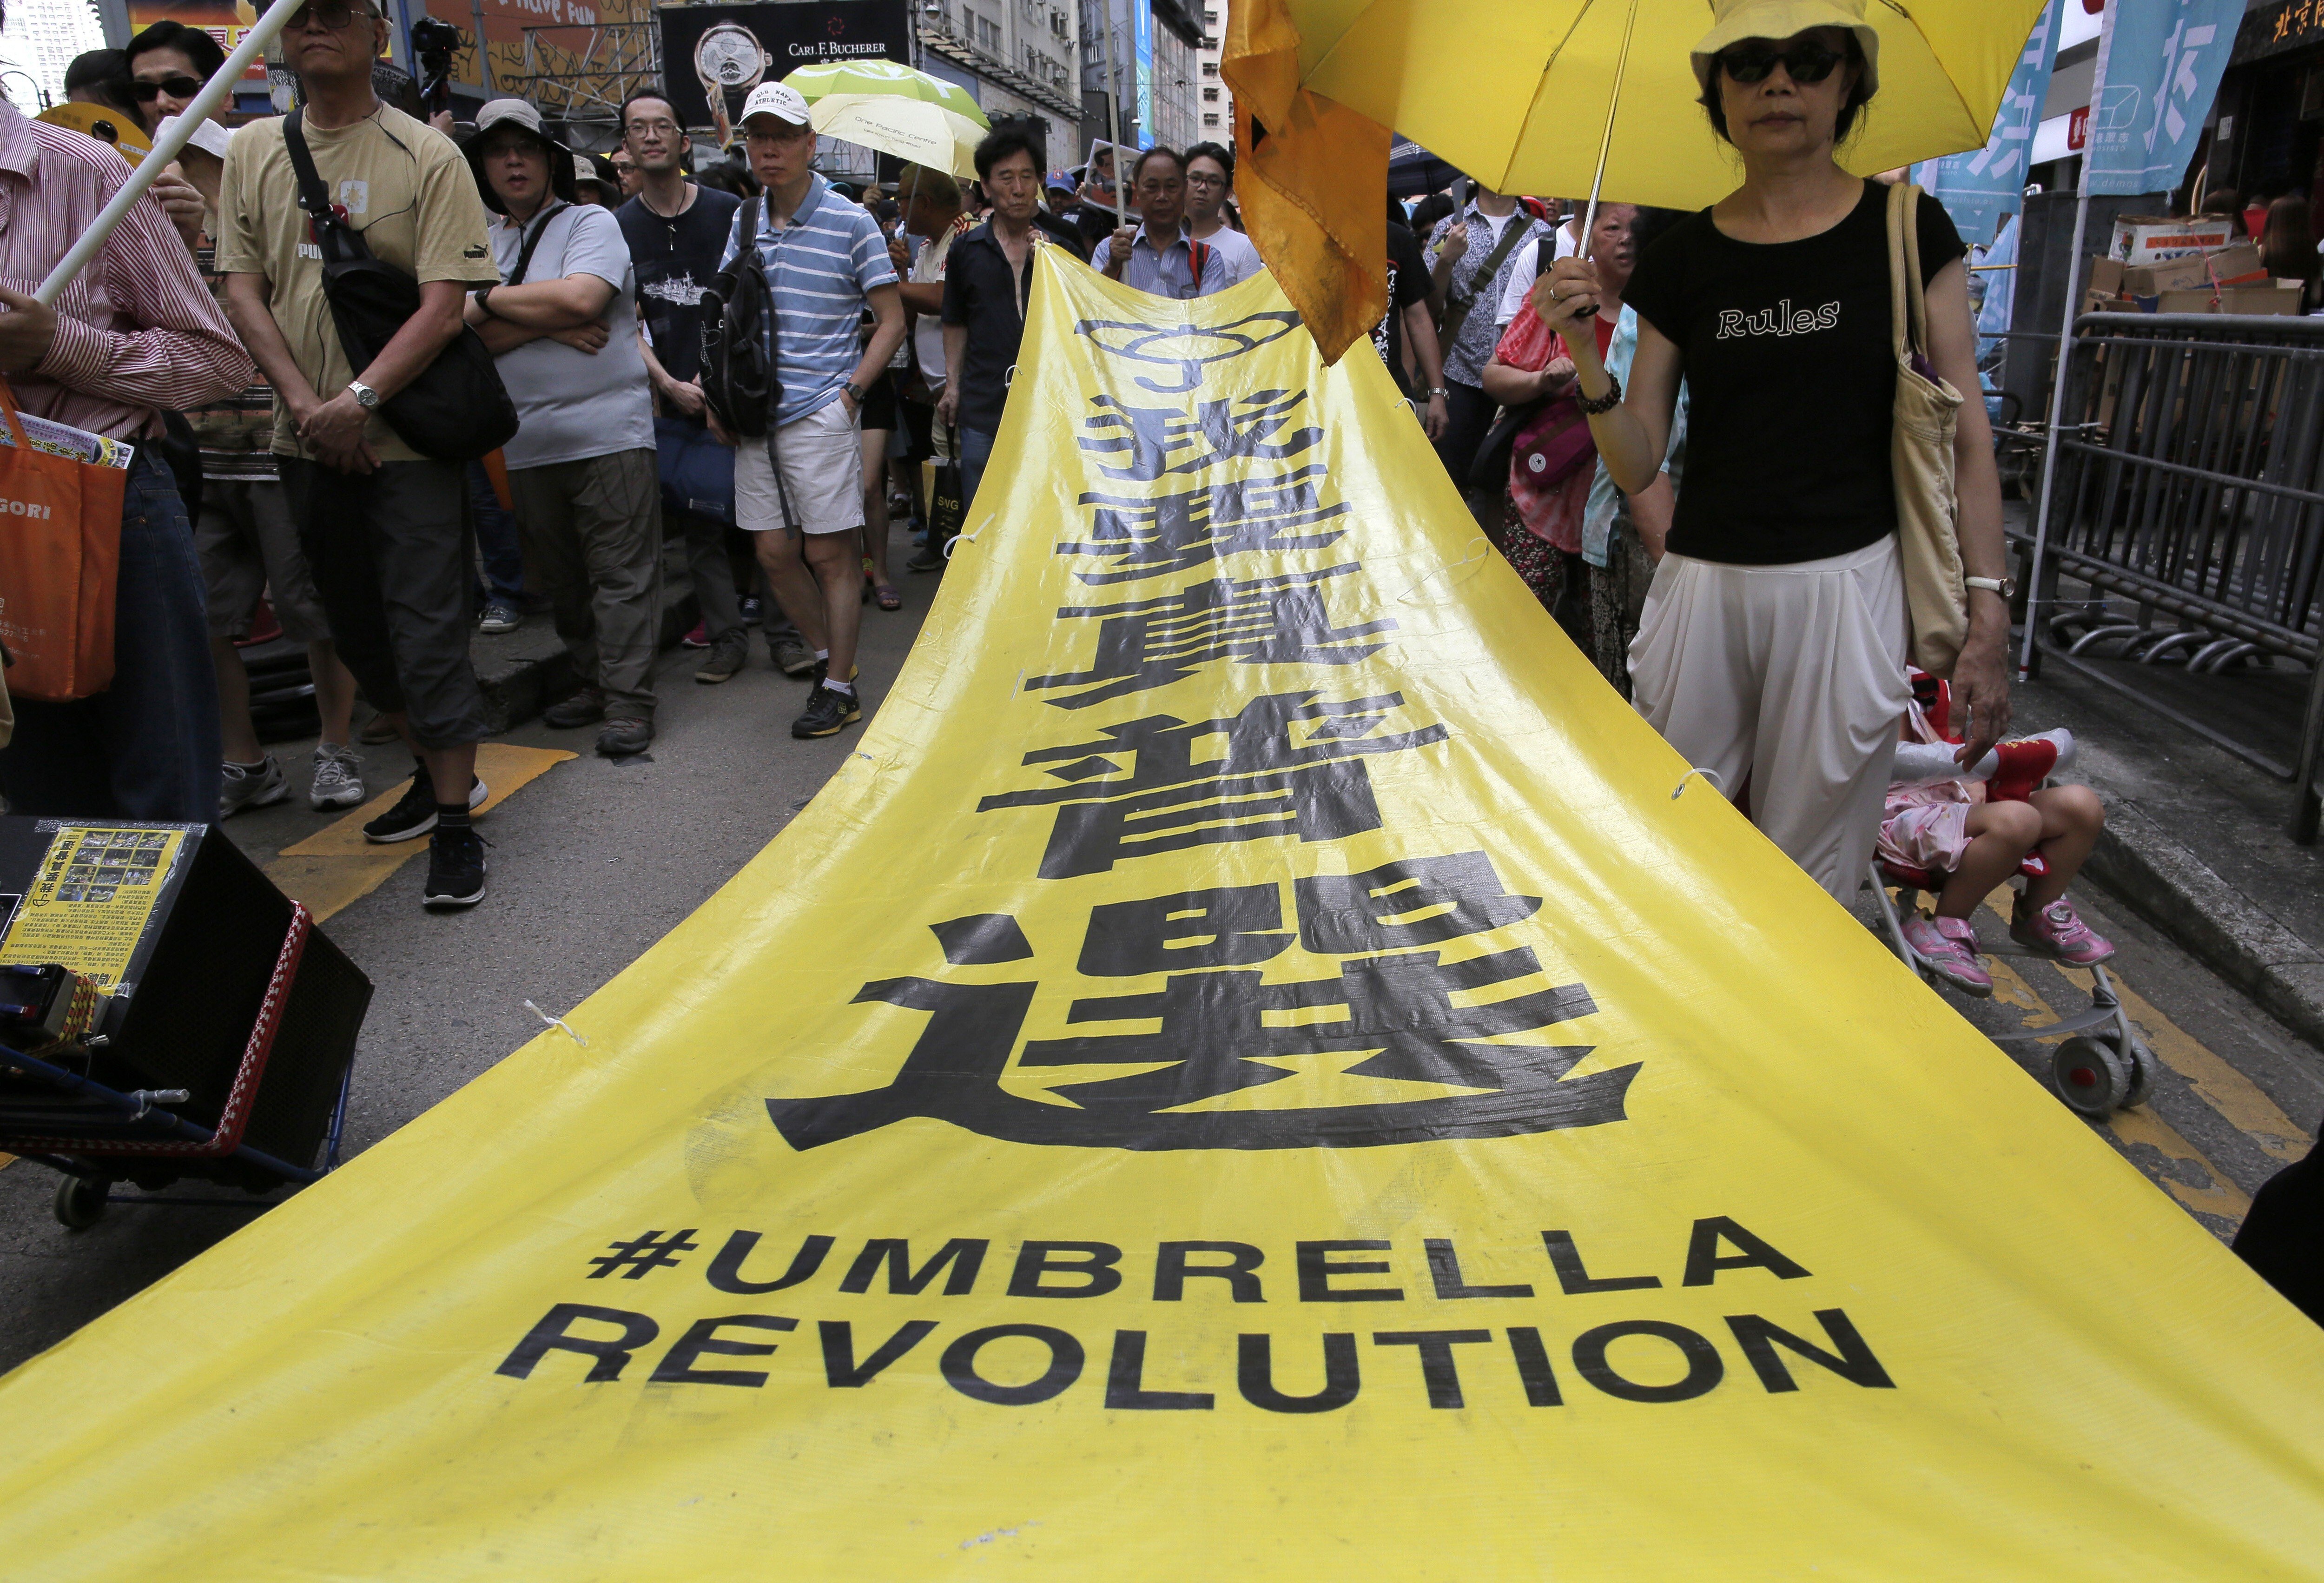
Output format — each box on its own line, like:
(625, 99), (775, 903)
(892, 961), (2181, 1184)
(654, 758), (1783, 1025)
(654, 1), (913, 140)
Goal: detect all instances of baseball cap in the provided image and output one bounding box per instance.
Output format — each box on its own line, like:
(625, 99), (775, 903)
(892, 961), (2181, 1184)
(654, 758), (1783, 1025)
(739, 81), (811, 130)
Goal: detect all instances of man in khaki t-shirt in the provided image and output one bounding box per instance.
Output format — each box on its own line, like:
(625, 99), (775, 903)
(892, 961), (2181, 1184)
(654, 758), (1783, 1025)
(218, 0), (506, 912)
(220, 101), (497, 462)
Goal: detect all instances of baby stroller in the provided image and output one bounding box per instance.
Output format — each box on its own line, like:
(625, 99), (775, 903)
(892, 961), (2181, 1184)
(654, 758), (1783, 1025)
(1865, 676), (2158, 1117)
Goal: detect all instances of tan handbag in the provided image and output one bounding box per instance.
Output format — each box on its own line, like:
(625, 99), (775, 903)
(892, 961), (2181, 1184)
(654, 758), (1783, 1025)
(1886, 180), (1969, 678)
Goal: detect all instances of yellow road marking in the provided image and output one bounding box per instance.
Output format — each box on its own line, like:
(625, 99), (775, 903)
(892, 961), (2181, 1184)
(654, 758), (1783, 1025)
(2106, 1106), (2255, 1219)
(266, 743), (574, 923)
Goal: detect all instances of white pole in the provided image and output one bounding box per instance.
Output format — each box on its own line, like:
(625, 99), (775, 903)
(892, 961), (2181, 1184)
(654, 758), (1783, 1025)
(35, 0), (304, 305)
(1099, 0), (1126, 224)
(2015, 0), (2117, 679)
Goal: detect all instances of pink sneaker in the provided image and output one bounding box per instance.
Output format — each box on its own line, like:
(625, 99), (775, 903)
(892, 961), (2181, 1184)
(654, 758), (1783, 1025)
(1903, 914), (1993, 997)
(680, 620), (710, 649)
(2011, 896), (2115, 964)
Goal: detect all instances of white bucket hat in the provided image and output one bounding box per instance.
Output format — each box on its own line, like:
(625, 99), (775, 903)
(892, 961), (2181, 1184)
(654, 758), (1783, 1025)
(1691, 0), (1881, 99)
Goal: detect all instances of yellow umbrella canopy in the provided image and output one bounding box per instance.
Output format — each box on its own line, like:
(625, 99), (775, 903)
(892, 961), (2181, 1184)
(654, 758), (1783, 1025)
(1227, 0), (2048, 358)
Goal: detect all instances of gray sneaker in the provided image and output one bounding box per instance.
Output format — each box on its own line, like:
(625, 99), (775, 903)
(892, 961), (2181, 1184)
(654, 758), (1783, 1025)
(695, 627), (750, 684)
(771, 633), (818, 677)
(309, 743), (367, 811)
(219, 755), (291, 819)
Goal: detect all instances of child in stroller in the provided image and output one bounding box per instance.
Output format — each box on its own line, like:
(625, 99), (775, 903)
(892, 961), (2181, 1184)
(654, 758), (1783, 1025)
(1880, 670), (2112, 997)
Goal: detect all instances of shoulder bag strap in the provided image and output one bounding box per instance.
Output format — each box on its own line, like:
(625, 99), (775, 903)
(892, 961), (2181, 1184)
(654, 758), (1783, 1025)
(1441, 215), (1532, 352)
(281, 110), (344, 248)
(505, 201), (569, 287)
(1887, 179), (1927, 361)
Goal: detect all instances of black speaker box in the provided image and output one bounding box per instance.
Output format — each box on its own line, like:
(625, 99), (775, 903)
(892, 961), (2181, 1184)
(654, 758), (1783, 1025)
(0, 817), (369, 1170)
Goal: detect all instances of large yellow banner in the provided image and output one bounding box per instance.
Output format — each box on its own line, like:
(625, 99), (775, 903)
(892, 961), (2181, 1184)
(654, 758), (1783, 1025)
(4, 254), (2323, 1578)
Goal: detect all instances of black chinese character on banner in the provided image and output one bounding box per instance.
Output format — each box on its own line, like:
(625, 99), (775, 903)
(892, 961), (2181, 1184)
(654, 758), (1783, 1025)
(764, 852), (1638, 1152)
(1062, 465), (1352, 586)
(1074, 311), (1305, 394)
(1077, 390), (1323, 481)
(977, 690), (1448, 878)
(1029, 565), (1393, 710)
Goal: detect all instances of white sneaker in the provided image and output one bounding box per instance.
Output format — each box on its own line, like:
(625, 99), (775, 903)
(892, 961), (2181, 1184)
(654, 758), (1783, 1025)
(310, 743), (367, 811)
(218, 755), (291, 819)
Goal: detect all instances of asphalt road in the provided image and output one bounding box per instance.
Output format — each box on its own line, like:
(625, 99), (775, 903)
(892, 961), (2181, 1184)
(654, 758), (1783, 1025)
(1, 575), (2317, 1373)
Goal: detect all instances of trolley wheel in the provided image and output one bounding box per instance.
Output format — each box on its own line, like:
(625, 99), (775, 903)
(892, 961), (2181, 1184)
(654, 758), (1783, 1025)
(53, 1173), (109, 1230)
(2052, 1035), (2135, 1116)
(2118, 1030), (2157, 1110)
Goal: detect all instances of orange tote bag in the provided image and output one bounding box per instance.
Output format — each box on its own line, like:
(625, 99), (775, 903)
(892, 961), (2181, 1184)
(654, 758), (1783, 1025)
(0, 378), (128, 702)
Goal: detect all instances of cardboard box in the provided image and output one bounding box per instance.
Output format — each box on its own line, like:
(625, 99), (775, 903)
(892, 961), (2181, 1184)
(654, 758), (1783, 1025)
(2089, 256), (2125, 298)
(2138, 283), (2306, 315)
(2223, 284), (2304, 315)
(2109, 214), (2237, 264)
(2122, 242), (2267, 296)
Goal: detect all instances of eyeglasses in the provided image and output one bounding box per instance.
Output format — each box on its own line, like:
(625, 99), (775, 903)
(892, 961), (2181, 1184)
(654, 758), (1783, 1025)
(1185, 172), (1226, 189)
(132, 75), (202, 101)
(270, 0), (375, 31)
(1717, 40), (1845, 86)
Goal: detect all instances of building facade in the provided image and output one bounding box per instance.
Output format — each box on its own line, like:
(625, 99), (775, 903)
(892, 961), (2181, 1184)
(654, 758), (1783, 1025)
(1193, 0), (1225, 142)
(1079, 0), (1197, 154)
(5, 0), (107, 110)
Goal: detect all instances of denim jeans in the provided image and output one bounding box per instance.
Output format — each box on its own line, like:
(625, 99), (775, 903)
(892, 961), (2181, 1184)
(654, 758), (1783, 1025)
(1, 450), (222, 821)
(959, 426), (997, 519)
(468, 459), (525, 608)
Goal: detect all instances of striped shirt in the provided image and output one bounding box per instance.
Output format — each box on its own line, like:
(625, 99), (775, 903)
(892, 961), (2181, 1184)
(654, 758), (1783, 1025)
(719, 172), (898, 426)
(0, 102), (249, 441)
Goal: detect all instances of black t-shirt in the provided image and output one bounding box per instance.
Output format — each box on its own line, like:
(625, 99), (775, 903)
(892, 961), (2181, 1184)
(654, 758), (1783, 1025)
(1372, 222), (1431, 397)
(616, 185), (743, 389)
(1624, 180), (1966, 566)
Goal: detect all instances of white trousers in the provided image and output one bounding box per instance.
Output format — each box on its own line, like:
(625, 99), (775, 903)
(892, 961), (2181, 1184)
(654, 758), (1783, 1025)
(1629, 534), (1912, 899)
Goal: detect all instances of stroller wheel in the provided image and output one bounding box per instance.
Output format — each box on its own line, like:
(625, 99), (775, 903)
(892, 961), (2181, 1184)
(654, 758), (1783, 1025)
(2116, 1031), (2156, 1109)
(53, 1173), (109, 1230)
(2052, 1035), (2135, 1116)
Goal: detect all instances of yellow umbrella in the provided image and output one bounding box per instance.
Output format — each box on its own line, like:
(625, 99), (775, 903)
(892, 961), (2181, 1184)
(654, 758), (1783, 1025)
(1226, 0), (2048, 358)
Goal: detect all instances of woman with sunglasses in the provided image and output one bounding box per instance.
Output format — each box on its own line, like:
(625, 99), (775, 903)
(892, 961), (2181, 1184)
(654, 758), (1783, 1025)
(1532, 0), (2009, 902)
(125, 20), (228, 136)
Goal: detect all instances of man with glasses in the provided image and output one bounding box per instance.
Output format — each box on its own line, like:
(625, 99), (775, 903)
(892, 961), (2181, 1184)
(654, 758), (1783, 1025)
(613, 91), (775, 686)
(1181, 141), (1256, 278)
(463, 99), (660, 759)
(0, 0), (251, 827)
(722, 81), (904, 741)
(219, 0), (504, 910)
(1091, 146), (1253, 298)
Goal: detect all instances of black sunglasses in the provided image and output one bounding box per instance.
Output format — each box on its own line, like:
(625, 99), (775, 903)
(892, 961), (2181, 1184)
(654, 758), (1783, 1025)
(260, 0), (376, 29)
(1717, 41), (1846, 86)
(132, 75), (203, 101)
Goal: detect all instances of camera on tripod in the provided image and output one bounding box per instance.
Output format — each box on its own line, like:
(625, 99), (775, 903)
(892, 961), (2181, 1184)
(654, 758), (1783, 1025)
(409, 14), (466, 112)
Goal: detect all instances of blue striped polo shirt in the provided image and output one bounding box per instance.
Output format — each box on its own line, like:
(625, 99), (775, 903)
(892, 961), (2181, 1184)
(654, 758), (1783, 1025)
(719, 172), (899, 426)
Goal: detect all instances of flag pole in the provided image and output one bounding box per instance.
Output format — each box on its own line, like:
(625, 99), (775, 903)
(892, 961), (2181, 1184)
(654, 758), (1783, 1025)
(2015, 0), (2117, 681)
(1100, 0), (1128, 224)
(1572, 0), (1640, 319)
(35, 0), (302, 305)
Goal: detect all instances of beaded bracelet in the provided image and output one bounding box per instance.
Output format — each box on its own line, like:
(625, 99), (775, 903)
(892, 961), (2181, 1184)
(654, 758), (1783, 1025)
(1577, 372), (1623, 416)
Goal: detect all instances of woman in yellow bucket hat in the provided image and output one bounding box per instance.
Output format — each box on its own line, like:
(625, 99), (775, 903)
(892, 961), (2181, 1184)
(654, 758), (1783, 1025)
(1533, 0), (2013, 904)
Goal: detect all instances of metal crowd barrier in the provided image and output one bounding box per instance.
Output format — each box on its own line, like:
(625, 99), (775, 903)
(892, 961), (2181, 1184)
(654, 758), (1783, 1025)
(2016, 311), (2324, 844)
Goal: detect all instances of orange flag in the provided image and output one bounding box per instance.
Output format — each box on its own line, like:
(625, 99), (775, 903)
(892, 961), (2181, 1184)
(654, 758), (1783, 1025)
(1223, 0), (1388, 364)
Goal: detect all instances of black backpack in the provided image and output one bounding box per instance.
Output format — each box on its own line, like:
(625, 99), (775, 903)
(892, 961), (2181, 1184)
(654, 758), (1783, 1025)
(700, 196), (780, 438)
(280, 110), (519, 462)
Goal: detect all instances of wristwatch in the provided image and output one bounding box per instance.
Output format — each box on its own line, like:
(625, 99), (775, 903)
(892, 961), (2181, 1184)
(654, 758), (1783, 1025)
(1964, 575), (2016, 599)
(471, 285), (496, 318)
(346, 380), (380, 410)
(1425, 386), (1449, 398)
(843, 381), (866, 406)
